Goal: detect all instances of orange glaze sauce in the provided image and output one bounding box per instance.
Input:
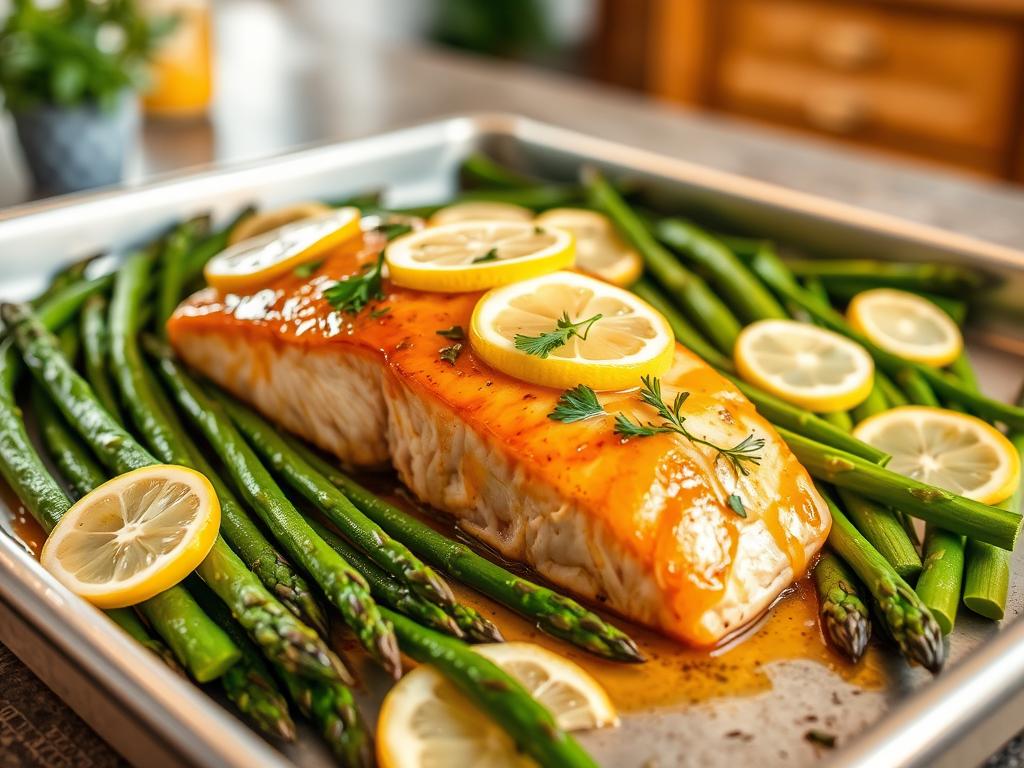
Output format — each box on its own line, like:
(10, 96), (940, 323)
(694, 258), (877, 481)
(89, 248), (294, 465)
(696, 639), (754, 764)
(0, 478), (45, 557)
(170, 232), (830, 645)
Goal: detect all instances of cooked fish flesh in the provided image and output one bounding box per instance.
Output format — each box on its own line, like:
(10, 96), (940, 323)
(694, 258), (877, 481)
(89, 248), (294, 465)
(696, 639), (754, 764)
(167, 233), (831, 645)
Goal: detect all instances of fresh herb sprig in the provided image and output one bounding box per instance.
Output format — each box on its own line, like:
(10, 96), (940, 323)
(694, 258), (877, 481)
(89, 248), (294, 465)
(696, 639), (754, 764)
(614, 376), (765, 477)
(514, 312), (603, 359)
(323, 252), (385, 314)
(548, 385), (605, 423)
(436, 325), (465, 340)
(472, 248), (499, 264)
(439, 343), (463, 365)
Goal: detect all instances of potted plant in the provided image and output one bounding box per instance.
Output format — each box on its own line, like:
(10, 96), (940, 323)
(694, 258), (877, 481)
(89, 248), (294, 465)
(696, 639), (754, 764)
(0, 0), (174, 196)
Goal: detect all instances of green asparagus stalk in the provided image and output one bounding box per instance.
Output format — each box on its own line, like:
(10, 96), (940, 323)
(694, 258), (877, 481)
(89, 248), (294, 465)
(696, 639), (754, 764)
(306, 516), (466, 639)
(655, 218), (788, 322)
(30, 253), (99, 307)
(144, 343), (401, 678)
(819, 486), (944, 672)
(813, 549), (871, 662)
(215, 391), (457, 612)
(384, 608), (600, 768)
(458, 184), (581, 210)
(781, 258), (990, 296)
(460, 152), (539, 189)
(103, 261), (344, 681)
(112, 249), (328, 633)
(851, 376), (890, 423)
(821, 410), (853, 431)
(948, 352), (980, 393)
(158, 216), (209, 333)
(4, 301), (341, 684)
(836, 489), (922, 581)
(780, 427), (1020, 549)
(30, 386), (103, 500)
(875, 371), (909, 408)
(584, 168), (742, 355)
(1, 325), (239, 683)
(915, 525), (965, 635)
(80, 294), (123, 420)
(895, 368), (939, 407)
(180, 206), (257, 289)
(106, 607), (183, 675)
(283, 434), (644, 663)
(187, 579), (296, 741)
(633, 278), (889, 463)
(748, 246), (1024, 429)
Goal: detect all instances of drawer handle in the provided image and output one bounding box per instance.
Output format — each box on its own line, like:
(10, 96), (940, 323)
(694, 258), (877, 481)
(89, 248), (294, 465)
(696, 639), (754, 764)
(804, 91), (870, 134)
(816, 23), (882, 71)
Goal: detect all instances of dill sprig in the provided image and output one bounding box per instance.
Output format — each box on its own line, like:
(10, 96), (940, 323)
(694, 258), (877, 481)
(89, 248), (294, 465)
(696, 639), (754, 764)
(513, 312), (603, 359)
(614, 375), (765, 477)
(548, 384), (605, 423)
(323, 252), (385, 314)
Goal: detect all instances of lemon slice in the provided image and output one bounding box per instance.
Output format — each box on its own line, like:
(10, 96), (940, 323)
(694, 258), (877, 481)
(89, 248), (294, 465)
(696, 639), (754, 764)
(386, 221), (574, 292)
(40, 465), (220, 609)
(204, 207), (361, 292)
(535, 208), (642, 286)
(853, 407), (1020, 504)
(847, 288), (963, 367)
(227, 201), (333, 245)
(429, 201), (534, 226)
(734, 319), (874, 412)
(470, 270), (673, 391)
(377, 642), (617, 768)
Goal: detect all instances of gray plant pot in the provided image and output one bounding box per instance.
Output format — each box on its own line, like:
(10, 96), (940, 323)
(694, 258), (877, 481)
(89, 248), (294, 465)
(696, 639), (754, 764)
(11, 91), (139, 197)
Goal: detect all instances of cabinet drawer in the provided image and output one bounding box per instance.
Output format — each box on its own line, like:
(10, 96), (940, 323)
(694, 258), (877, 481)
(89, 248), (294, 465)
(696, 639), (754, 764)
(713, 0), (1021, 154)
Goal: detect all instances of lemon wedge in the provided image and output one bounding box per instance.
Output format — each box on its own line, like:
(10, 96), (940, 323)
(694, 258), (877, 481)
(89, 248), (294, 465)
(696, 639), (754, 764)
(853, 407), (1020, 505)
(204, 207), (361, 292)
(470, 270), (673, 391)
(377, 642), (617, 768)
(40, 465), (220, 608)
(385, 221), (574, 292)
(734, 318), (874, 412)
(847, 288), (963, 367)
(227, 201), (333, 245)
(429, 201), (534, 226)
(535, 208), (642, 286)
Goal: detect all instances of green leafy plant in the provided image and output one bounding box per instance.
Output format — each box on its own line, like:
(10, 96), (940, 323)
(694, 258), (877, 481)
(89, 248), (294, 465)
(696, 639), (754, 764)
(0, 0), (176, 111)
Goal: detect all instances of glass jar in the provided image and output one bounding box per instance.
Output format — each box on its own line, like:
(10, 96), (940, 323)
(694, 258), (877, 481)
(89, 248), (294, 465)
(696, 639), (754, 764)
(142, 0), (213, 118)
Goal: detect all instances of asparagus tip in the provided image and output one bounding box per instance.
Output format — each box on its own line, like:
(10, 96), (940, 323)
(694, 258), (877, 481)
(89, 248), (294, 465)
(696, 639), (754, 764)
(824, 609), (870, 663)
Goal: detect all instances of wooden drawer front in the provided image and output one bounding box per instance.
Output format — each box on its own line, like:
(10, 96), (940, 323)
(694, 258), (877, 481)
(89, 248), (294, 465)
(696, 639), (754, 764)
(714, 0), (1021, 154)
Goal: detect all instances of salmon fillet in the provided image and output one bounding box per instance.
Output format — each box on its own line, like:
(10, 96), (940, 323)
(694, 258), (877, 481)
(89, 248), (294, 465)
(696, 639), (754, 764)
(168, 233), (830, 645)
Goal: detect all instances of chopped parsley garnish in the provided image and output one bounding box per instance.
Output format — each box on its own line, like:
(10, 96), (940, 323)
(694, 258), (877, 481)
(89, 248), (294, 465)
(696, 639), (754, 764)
(323, 252), (385, 314)
(548, 384), (605, 423)
(293, 259), (323, 278)
(439, 343), (463, 365)
(513, 312), (603, 359)
(436, 325), (466, 340)
(471, 248), (500, 264)
(369, 306), (391, 319)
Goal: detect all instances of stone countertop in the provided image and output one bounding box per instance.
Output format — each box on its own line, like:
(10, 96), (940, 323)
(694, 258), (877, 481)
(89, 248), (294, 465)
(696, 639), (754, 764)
(1, 1), (1023, 767)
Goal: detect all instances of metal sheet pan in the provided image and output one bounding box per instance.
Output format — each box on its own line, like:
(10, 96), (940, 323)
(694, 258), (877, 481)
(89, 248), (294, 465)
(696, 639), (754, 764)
(1, 113), (1023, 768)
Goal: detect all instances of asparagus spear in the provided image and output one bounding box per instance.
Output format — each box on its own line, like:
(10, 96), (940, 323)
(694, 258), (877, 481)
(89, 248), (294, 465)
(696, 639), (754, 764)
(112, 249), (328, 633)
(813, 549), (871, 662)
(915, 525), (965, 635)
(158, 216), (209, 333)
(633, 278), (889, 463)
(821, 410), (853, 431)
(818, 486), (944, 672)
(144, 343), (401, 678)
(215, 391), (455, 610)
(283, 434), (644, 663)
(584, 168), (742, 355)
(384, 608), (600, 768)
(80, 294), (123, 420)
(180, 206), (257, 289)
(458, 184), (581, 210)
(748, 246), (1024, 429)
(106, 607), (183, 675)
(3, 302), (342, 684)
(781, 258), (990, 296)
(460, 152), (539, 189)
(30, 252), (99, 307)
(186, 577), (296, 741)
(306, 515), (467, 639)
(779, 427), (1020, 549)
(655, 218), (788, 322)
(836, 489), (922, 581)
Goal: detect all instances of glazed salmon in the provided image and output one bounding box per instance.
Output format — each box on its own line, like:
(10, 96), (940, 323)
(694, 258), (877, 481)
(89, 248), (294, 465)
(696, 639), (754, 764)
(168, 232), (831, 645)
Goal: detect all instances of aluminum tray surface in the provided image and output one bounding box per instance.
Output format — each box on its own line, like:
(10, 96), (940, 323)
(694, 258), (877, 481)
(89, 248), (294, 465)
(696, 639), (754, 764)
(1, 114), (1023, 768)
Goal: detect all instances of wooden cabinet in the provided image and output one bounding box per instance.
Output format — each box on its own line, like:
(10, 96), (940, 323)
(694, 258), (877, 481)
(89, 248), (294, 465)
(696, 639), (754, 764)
(634, 0), (1024, 179)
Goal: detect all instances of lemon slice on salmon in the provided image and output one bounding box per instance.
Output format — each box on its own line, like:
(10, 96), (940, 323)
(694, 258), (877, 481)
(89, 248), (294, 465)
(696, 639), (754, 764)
(535, 208), (642, 286)
(853, 407), (1020, 504)
(429, 201), (534, 226)
(386, 221), (574, 292)
(204, 207), (361, 292)
(734, 319), (874, 412)
(228, 201), (333, 245)
(470, 270), (673, 390)
(847, 288), (963, 367)
(377, 642), (617, 768)
(40, 465), (221, 608)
